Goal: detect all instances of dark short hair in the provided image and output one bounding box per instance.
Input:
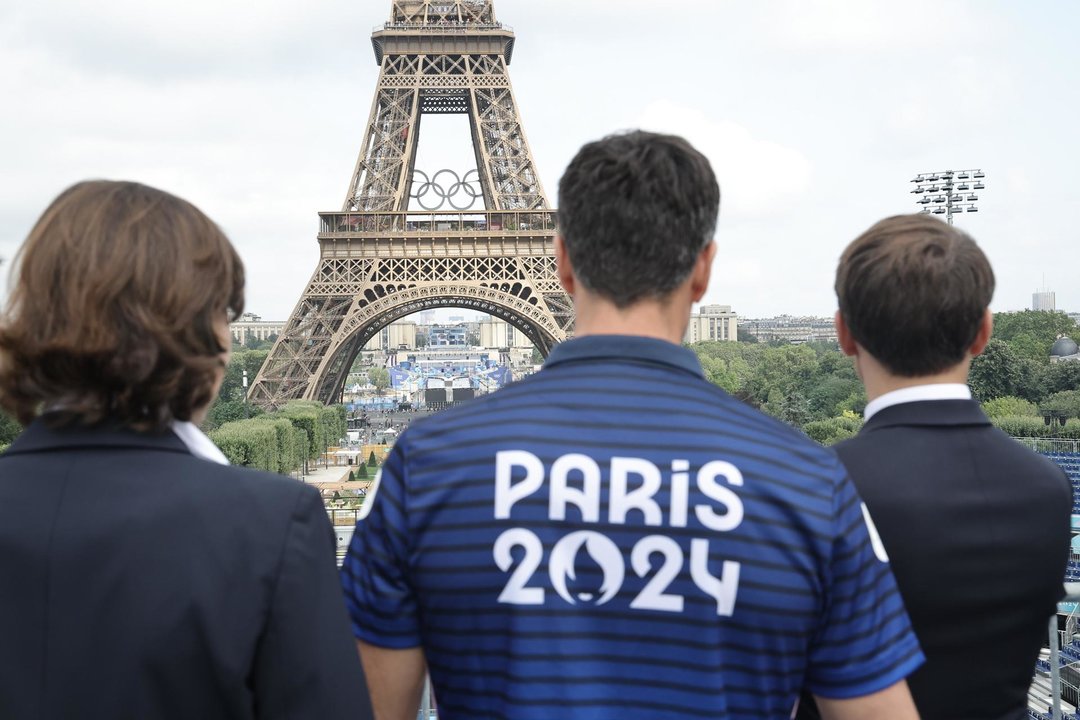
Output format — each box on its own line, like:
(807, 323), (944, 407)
(0, 180), (245, 431)
(836, 214), (995, 377)
(557, 131), (720, 307)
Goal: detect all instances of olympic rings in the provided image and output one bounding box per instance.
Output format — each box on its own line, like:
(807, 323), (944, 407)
(410, 169), (484, 211)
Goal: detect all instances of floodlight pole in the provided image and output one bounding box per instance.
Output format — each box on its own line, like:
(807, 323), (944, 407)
(911, 169), (987, 224)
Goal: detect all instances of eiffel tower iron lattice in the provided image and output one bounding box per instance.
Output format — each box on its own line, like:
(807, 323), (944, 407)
(249, 0), (573, 409)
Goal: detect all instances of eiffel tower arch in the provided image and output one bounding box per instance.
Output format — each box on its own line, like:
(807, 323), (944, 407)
(249, 0), (573, 409)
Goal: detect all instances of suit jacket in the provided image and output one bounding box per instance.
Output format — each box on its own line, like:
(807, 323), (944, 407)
(799, 400), (1071, 720)
(0, 419), (373, 720)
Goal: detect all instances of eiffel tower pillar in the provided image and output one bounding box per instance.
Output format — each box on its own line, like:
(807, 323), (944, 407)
(249, 0), (572, 409)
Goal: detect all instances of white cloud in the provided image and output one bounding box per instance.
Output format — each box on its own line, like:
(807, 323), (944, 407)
(635, 101), (812, 219)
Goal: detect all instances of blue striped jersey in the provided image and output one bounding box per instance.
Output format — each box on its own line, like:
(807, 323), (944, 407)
(341, 335), (923, 720)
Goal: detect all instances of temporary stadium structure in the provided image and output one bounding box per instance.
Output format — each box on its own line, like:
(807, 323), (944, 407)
(1030, 444), (1080, 719)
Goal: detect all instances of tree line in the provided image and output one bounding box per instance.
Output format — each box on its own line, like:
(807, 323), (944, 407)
(691, 310), (1080, 444)
(0, 312), (1075, 453)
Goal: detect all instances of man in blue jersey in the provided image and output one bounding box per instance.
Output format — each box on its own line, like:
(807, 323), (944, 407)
(342, 131), (923, 720)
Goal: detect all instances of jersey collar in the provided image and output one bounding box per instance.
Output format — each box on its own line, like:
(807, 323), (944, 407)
(544, 334), (705, 379)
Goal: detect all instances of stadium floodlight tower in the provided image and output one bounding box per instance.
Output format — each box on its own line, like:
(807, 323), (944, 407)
(910, 169), (987, 225)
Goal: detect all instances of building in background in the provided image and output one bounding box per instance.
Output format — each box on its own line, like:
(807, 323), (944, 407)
(429, 324), (469, 347)
(740, 315), (838, 344)
(364, 321), (418, 351)
(684, 305), (739, 344)
(1033, 290), (1057, 312)
(229, 313), (285, 345)
(1050, 336), (1080, 364)
(479, 318), (534, 349)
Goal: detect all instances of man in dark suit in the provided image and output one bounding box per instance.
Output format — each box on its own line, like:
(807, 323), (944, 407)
(798, 214), (1072, 720)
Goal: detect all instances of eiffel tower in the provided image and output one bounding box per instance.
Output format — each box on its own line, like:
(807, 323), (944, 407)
(249, 0), (573, 409)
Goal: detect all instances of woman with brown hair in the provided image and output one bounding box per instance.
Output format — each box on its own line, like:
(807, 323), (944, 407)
(0, 181), (373, 720)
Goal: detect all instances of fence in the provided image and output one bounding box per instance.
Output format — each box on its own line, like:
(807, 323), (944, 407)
(1033, 586), (1080, 720)
(1013, 438), (1080, 455)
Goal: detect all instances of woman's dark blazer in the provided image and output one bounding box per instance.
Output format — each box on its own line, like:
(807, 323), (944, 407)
(0, 419), (373, 720)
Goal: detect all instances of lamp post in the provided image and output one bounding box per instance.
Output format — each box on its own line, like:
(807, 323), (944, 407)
(242, 369), (249, 418)
(911, 169), (986, 225)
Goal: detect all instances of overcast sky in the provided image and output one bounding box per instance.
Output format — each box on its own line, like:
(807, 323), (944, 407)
(2, 0), (1077, 321)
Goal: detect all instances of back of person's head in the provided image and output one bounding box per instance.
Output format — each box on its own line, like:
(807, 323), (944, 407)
(0, 180), (245, 431)
(836, 214), (995, 377)
(557, 130), (720, 307)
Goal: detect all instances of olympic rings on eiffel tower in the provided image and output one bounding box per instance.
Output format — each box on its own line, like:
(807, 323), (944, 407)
(410, 169), (484, 211)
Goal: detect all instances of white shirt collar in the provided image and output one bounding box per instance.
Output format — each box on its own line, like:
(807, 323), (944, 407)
(864, 384), (972, 422)
(170, 421), (230, 466)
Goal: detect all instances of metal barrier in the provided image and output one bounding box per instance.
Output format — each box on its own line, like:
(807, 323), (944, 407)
(1036, 585), (1080, 720)
(1013, 437), (1080, 455)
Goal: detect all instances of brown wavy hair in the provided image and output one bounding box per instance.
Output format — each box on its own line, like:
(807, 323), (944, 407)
(0, 180), (245, 431)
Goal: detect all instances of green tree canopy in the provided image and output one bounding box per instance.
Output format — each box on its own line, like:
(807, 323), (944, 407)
(982, 396), (1039, 419)
(0, 410), (22, 446)
(993, 416), (1080, 440)
(1041, 390), (1080, 420)
(369, 367), (391, 394)
(970, 339), (1028, 402)
(1045, 362), (1080, 396)
(218, 350), (270, 403)
(992, 311), (1080, 363)
(275, 401), (347, 460)
(805, 376), (864, 420)
(804, 413), (863, 446)
(737, 328), (759, 344)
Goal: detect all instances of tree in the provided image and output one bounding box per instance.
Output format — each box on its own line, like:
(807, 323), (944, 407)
(0, 410), (22, 446)
(368, 451), (378, 467)
(992, 311), (1080, 363)
(277, 401), (345, 463)
(369, 367), (391, 395)
(805, 376), (863, 422)
(698, 354), (739, 394)
(804, 413), (863, 446)
(746, 345), (820, 408)
(203, 400), (249, 432)
(217, 349), (270, 403)
(969, 339), (1027, 402)
(993, 416), (1080, 440)
(763, 389), (811, 428)
(1041, 391), (1080, 421)
(1045, 362), (1080, 396)
(982, 396), (1039, 419)
(737, 328), (759, 344)
(357, 463), (369, 479)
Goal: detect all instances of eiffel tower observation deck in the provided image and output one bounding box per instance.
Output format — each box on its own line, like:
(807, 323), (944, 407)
(375, 0), (514, 53)
(248, 0), (571, 409)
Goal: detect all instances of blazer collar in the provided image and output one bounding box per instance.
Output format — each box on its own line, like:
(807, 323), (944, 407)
(5, 417), (193, 458)
(862, 399), (992, 432)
